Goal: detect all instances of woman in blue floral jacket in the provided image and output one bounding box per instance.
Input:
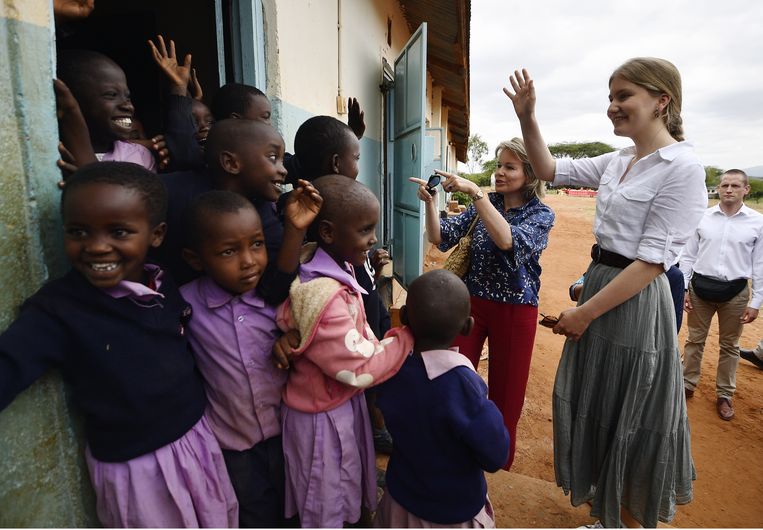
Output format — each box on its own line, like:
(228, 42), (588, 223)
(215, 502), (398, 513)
(411, 137), (554, 470)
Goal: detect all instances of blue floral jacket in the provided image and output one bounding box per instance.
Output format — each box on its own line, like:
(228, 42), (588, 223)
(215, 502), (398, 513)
(439, 194), (554, 306)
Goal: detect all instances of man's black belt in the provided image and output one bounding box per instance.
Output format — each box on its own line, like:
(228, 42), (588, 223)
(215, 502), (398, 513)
(591, 244), (634, 269)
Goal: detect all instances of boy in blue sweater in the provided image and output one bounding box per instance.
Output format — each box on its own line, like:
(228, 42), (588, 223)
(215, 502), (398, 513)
(374, 269), (509, 528)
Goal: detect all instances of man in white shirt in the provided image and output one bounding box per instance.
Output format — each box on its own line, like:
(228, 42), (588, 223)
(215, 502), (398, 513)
(680, 169), (763, 421)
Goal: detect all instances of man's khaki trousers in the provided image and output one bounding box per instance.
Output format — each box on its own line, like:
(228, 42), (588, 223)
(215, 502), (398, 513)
(683, 284), (748, 398)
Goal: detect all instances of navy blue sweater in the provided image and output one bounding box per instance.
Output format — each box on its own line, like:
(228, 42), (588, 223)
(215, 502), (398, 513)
(154, 170), (293, 305)
(0, 270), (207, 462)
(376, 354), (509, 524)
(162, 94), (205, 172)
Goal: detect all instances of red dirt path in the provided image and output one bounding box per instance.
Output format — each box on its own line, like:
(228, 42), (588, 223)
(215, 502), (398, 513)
(417, 194), (763, 527)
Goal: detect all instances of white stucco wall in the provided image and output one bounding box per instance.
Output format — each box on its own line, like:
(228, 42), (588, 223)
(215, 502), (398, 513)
(260, 0), (461, 192)
(264, 0), (410, 145)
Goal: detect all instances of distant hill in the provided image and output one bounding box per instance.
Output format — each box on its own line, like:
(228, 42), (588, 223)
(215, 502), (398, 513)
(745, 165), (763, 179)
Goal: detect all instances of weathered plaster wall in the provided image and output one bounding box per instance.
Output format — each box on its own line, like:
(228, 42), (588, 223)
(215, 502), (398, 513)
(261, 0), (416, 213)
(0, 0), (97, 525)
(266, 0), (410, 146)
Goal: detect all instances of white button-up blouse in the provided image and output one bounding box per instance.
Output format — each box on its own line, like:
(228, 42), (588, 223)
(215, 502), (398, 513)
(553, 141), (707, 270)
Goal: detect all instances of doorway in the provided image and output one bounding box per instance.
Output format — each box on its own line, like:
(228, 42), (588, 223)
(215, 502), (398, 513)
(55, 0), (265, 139)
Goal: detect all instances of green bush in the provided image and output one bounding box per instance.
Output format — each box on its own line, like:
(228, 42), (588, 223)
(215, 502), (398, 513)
(451, 191), (472, 207)
(749, 179), (763, 196)
(462, 171), (492, 187)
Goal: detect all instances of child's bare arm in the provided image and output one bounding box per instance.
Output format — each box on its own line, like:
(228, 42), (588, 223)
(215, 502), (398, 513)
(129, 135), (171, 170)
(54, 79), (96, 171)
(190, 68), (203, 101)
(347, 97), (366, 139)
(271, 329), (301, 370)
(53, 0), (94, 21)
(276, 180), (322, 274)
(370, 248), (390, 281)
(57, 142), (78, 187)
(148, 35), (192, 97)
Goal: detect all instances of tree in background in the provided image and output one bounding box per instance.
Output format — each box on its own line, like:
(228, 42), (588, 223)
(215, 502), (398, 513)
(460, 154), (496, 190)
(705, 166), (724, 187)
(467, 134), (489, 174)
(481, 158), (498, 177)
(746, 179), (763, 202)
(548, 141), (615, 159)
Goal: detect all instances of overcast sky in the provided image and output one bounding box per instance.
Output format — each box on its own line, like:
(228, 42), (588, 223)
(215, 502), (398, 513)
(467, 0), (763, 172)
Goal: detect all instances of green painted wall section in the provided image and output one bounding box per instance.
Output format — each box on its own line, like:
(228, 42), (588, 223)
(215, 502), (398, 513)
(0, 9), (98, 527)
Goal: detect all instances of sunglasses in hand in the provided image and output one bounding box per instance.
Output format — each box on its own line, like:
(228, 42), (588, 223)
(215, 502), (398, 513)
(539, 313), (559, 328)
(426, 174), (444, 195)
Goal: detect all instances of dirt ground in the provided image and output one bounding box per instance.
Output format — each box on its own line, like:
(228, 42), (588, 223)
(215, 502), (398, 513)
(407, 194), (763, 528)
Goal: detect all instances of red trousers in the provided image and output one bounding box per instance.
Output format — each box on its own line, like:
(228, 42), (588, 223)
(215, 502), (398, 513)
(452, 297), (538, 471)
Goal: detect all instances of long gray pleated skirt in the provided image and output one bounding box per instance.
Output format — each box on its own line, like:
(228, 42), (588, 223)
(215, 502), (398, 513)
(553, 262), (695, 528)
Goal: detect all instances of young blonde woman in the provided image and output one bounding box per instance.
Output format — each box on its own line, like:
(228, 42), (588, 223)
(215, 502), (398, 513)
(410, 137), (554, 471)
(505, 58), (706, 527)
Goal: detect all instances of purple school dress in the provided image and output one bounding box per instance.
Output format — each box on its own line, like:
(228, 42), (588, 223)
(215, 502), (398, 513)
(98, 140), (156, 171)
(281, 393), (376, 527)
(279, 251), (383, 527)
(85, 266), (238, 527)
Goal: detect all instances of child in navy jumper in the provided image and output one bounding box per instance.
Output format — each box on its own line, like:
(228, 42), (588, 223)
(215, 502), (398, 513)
(290, 115), (389, 335)
(156, 119), (298, 312)
(0, 162), (237, 527)
(374, 269), (510, 528)
(180, 188), (320, 527)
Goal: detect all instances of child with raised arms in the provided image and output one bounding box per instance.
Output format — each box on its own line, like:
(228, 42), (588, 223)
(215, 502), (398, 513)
(291, 115), (361, 182)
(276, 175), (414, 527)
(147, 34), (213, 171)
(179, 186), (320, 527)
(374, 269), (510, 528)
(156, 120), (297, 309)
(57, 50), (159, 171)
(0, 162), (237, 527)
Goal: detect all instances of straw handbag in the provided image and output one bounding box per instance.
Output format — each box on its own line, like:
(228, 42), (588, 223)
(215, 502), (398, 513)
(442, 214), (480, 279)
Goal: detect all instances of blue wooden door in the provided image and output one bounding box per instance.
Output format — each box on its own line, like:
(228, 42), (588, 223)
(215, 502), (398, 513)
(425, 127), (445, 211)
(391, 23), (427, 288)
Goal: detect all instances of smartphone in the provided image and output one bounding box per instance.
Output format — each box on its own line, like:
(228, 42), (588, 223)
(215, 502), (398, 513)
(426, 173), (443, 195)
(538, 313), (559, 328)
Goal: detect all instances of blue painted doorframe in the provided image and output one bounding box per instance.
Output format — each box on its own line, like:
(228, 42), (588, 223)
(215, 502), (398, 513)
(391, 23), (428, 288)
(216, 0), (266, 88)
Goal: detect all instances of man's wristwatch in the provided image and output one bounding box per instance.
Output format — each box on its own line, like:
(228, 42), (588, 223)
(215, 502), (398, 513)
(471, 188), (485, 201)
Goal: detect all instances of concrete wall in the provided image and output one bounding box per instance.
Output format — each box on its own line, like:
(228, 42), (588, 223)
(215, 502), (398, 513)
(264, 0), (409, 144)
(261, 0), (461, 201)
(261, 0), (467, 201)
(0, 1), (98, 526)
